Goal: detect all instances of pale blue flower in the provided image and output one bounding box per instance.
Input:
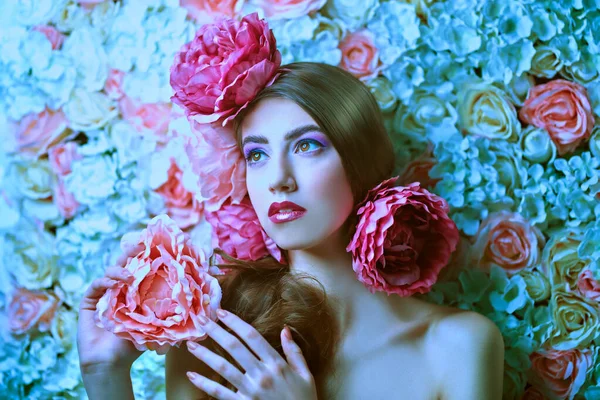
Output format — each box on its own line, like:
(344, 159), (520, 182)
(64, 154), (119, 206)
(488, 265), (532, 314)
(529, 3), (565, 41)
(270, 15), (319, 48)
(61, 26), (108, 92)
(367, 2), (420, 65)
(497, 3), (533, 45)
(549, 34), (581, 66)
(383, 56), (424, 105)
(366, 76), (398, 113)
(6, 0), (64, 27)
(560, 46), (600, 84)
(131, 351), (166, 400)
(423, 2), (480, 59)
(323, 0), (379, 30)
(297, 30), (342, 66)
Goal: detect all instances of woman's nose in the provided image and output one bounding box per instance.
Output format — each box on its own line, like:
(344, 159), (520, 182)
(268, 158), (297, 194)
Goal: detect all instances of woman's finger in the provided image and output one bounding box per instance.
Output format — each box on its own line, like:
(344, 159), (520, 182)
(216, 309), (283, 363)
(186, 341), (248, 392)
(79, 277), (120, 311)
(186, 371), (238, 400)
(199, 314), (263, 376)
(281, 326), (312, 381)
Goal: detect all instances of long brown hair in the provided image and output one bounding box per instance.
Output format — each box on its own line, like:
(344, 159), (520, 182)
(211, 62), (396, 398)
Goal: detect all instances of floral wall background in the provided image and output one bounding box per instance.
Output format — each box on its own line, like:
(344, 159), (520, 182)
(1, 0), (600, 399)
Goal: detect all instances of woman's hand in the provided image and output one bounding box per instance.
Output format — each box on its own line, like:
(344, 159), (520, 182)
(77, 262), (145, 372)
(185, 309), (318, 400)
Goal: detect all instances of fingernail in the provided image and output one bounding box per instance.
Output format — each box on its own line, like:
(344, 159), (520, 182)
(187, 371), (197, 380)
(216, 309), (227, 318)
(198, 315), (209, 325)
(187, 341), (198, 350)
(283, 325), (292, 340)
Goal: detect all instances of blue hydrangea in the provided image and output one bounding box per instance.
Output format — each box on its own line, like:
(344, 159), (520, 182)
(367, 1), (420, 66)
(429, 134), (527, 235)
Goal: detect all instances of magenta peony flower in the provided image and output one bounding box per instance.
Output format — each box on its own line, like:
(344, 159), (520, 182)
(184, 120), (247, 213)
(346, 177), (459, 296)
(95, 215), (222, 355)
(205, 196), (286, 264)
(169, 12), (282, 127)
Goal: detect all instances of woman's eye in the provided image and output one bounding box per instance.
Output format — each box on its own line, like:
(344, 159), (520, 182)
(246, 150), (265, 163)
(295, 139), (322, 153)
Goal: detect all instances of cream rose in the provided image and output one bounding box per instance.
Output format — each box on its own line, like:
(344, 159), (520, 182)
(518, 269), (551, 303)
(457, 82), (520, 142)
(529, 45), (563, 79)
(548, 287), (599, 350)
(64, 88), (118, 131)
(541, 227), (591, 290)
(518, 125), (557, 164)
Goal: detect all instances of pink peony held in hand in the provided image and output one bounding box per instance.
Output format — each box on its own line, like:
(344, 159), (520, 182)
(346, 177), (459, 296)
(95, 214), (222, 354)
(170, 12), (282, 127)
(205, 196), (286, 264)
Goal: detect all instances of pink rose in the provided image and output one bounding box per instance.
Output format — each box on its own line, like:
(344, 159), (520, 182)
(48, 141), (82, 177)
(155, 160), (204, 230)
(95, 214), (222, 354)
(205, 196), (285, 263)
(247, 0), (327, 20)
(469, 211), (546, 275)
(576, 268), (600, 302)
(104, 69), (126, 100)
(180, 0), (244, 25)
(519, 79), (595, 156)
(7, 288), (59, 335)
(77, 0), (106, 10)
(529, 348), (594, 400)
(339, 29), (382, 82)
(397, 144), (440, 190)
(13, 108), (70, 157)
(119, 97), (171, 138)
(346, 177), (459, 296)
(53, 178), (80, 219)
(169, 12), (282, 127)
(33, 25), (65, 50)
(185, 121), (246, 212)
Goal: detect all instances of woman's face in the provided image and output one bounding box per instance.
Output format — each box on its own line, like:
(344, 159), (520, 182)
(239, 97), (355, 251)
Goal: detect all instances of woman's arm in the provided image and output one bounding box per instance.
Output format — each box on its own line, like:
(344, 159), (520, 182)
(80, 364), (135, 400)
(432, 311), (505, 400)
(165, 337), (222, 400)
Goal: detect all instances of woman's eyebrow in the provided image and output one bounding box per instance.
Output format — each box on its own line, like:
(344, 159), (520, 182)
(241, 124), (322, 147)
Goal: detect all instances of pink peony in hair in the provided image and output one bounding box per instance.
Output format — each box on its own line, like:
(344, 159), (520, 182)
(95, 214), (222, 354)
(346, 177), (459, 296)
(169, 12), (283, 127)
(205, 196), (286, 264)
(184, 120), (246, 212)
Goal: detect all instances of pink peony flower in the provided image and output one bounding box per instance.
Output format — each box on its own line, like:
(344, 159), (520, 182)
(185, 120), (246, 212)
(169, 12), (282, 127)
(7, 288), (60, 335)
(339, 29), (382, 82)
(576, 268), (600, 302)
(205, 196), (286, 263)
(119, 96), (172, 138)
(33, 25), (65, 50)
(104, 69), (126, 100)
(53, 178), (80, 219)
(529, 348), (594, 400)
(180, 0), (244, 25)
(247, 0), (327, 20)
(346, 177), (459, 296)
(95, 214), (223, 354)
(48, 141), (82, 177)
(13, 108), (70, 157)
(469, 210), (546, 276)
(519, 79), (595, 156)
(155, 160), (204, 230)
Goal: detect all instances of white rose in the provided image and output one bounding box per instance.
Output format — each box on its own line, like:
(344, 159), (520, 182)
(64, 88), (118, 131)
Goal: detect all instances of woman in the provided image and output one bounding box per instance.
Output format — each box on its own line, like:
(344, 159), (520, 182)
(77, 62), (505, 400)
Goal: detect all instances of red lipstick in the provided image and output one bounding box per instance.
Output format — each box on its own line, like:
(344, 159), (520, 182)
(268, 201), (307, 224)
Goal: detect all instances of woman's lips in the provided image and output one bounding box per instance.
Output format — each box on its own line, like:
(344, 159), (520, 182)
(268, 210), (307, 224)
